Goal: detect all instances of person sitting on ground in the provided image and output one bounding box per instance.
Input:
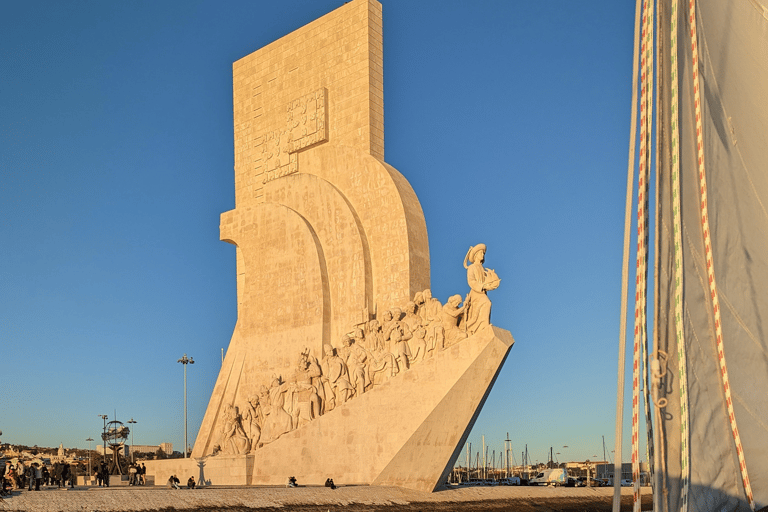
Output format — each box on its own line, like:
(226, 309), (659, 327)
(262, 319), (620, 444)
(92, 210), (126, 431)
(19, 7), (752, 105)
(287, 476), (297, 488)
(329, 478), (336, 490)
(167, 474), (181, 489)
(187, 476), (196, 489)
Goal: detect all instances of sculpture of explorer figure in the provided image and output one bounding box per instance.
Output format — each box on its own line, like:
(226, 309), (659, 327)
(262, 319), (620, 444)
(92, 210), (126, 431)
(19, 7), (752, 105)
(463, 244), (500, 335)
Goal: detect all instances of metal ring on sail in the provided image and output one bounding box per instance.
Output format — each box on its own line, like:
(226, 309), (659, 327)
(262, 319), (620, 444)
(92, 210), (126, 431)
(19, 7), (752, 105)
(687, 0), (755, 509)
(669, 1), (691, 511)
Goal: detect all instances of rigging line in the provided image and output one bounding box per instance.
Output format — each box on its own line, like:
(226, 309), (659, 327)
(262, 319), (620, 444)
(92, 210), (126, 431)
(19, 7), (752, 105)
(640, 0), (657, 487)
(669, 0), (691, 510)
(614, 0), (644, 510)
(687, 0), (755, 509)
(649, 0), (667, 509)
(632, 1), (654, 511)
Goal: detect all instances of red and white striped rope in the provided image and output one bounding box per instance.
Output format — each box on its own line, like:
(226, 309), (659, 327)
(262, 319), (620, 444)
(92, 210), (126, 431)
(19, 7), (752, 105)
(632, 1), (653, 510)
(669, 1), (691, 510)
(687, 0), (755, 508)
(640, 0), (656, 486)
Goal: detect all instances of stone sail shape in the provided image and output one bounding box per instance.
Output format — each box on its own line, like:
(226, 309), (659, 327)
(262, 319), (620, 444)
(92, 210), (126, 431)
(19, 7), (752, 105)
(654, 1), (768, 510)
(192, 0), (430, 461)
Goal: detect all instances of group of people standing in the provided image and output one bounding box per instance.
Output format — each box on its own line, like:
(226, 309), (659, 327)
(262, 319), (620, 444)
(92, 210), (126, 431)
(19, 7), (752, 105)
(127, 462), (147, 486)
(1, 460), (80, 491)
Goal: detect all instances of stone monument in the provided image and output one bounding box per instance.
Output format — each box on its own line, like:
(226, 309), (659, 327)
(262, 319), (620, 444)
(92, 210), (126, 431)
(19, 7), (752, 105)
(146, 0), (513, 492)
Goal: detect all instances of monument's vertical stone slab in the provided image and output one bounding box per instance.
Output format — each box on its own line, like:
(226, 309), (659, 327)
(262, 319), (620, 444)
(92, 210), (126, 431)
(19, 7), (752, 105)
(193, 0), (431, 460)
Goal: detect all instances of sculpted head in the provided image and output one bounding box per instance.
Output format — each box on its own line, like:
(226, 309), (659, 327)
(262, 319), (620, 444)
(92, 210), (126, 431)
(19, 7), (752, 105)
(413, 291), (424, 305)
(248, 395), (259, 406)
(341, 334), (353, 347)
(323, 344), (335, 357)
(392, 307), (403, 321)
(469, 244), (486, 264)
(448, 294), (462, 307)
(406, 301), (417, 314)
(367, 319), (380, 332)
(382, 310), (393, 322)
(423, 289), (432, 301)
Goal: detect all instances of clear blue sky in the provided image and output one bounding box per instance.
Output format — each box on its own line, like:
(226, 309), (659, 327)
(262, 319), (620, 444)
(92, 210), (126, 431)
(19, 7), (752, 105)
(1, 0), (643, 466)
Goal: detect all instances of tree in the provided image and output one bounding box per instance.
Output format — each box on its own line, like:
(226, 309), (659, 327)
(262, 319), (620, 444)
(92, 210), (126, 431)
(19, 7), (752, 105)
(155, 447), (167, 460)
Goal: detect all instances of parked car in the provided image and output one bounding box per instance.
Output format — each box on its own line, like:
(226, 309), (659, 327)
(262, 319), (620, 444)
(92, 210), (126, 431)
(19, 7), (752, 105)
(499, 477), (521, 486)
(621, 479), (633, 487)
(565, 477), (577, 487)
(529, 468), (568, 486)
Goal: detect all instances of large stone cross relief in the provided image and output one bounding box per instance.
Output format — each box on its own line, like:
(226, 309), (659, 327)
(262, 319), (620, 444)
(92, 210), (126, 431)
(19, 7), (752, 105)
(254, 88), (328, 190)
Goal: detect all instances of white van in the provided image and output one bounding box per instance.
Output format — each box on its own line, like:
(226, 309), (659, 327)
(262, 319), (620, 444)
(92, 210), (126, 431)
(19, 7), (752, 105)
(529, 468), (568, 486)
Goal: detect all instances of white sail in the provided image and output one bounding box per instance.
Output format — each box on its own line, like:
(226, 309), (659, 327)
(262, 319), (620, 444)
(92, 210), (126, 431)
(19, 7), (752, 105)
(651, 1), (768, 511)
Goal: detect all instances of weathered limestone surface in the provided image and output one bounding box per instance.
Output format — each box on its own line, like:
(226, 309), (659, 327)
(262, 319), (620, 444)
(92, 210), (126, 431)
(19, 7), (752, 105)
(143, 0), (514, 493)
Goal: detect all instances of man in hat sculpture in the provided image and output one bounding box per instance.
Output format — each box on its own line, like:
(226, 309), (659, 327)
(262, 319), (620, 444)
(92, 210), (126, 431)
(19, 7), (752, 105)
(463, 244), (500, 335)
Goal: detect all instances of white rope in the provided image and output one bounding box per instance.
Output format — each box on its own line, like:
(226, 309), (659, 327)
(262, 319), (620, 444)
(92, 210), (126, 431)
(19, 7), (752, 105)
(613, 0), (644, 510)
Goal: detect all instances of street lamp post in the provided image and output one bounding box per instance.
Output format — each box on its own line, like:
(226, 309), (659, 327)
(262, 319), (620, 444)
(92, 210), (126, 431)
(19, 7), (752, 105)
(177, 354), (194, 458)
(127, 418), (137, 462)
(86, 437), (94, 477)
(98, 414), (108, 462)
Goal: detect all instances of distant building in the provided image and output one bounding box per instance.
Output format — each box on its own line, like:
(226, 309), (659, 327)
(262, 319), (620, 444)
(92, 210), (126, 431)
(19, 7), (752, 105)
(96, 442), (172, 457)
(595, 462), (650, 485)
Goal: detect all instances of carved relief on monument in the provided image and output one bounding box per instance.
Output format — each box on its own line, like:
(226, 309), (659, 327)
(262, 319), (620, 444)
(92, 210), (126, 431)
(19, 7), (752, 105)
(256, 88), (328, 187)
(211, 245), (500, 455)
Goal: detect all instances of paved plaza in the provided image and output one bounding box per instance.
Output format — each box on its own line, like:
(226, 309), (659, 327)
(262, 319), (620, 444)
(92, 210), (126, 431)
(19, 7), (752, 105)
(0, 484), (644, 511)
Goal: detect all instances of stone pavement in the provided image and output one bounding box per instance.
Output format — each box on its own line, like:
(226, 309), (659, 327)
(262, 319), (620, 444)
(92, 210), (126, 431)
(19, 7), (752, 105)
(0, 484), (639, 512)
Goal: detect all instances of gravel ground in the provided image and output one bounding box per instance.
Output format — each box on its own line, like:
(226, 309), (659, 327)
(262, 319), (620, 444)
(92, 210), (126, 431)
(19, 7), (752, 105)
(0, 484), (652, 512)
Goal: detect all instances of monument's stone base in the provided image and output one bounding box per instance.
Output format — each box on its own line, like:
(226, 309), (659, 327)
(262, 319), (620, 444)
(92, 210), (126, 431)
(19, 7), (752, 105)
(145, 326), (513, 492)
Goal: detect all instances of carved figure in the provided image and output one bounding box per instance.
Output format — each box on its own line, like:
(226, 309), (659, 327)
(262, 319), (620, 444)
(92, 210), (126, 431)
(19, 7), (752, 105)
(463, 244), (499, 335)
(365, 318), (386, 352)
(288, 351), (323, 428)
(421, 289), (445, 354)
(220, 404), (251, 455)
(413, 291), (426, 323)
(259, 378), (293, 444)
(341, 334), (368, 397)
(242, 396), (263, 450)
(381, 309), (412, 371)
(320, 344), (353, 411)
(403, 301), (426, 363)
(364, 319), (398, 384)
(441, 294), (468, 346)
